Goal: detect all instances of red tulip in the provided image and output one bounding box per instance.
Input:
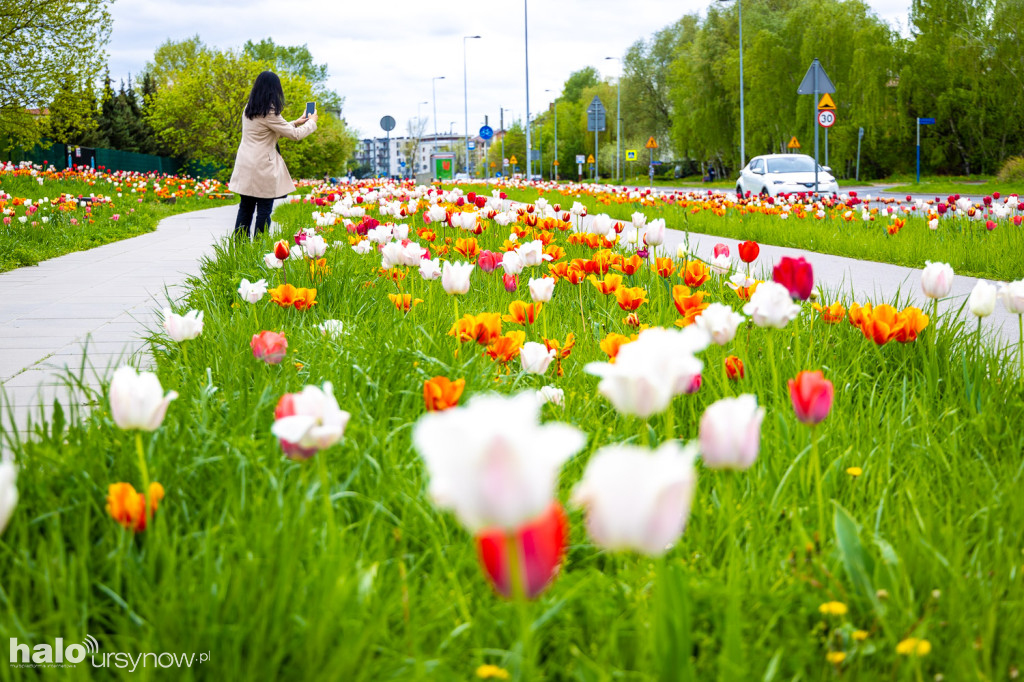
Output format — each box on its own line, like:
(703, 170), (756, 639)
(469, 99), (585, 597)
(477, 250), (501, 273)
(503, 273), (518, 292)
(737, 241), (759, 263)
(985, 220), (997, 231)
(788, 370), (834, 425)
(772, 256), (814, 301)
(1014, 216), (1023, 227)
(714, 243), (730, 258)
(273, 240), (291, 260)
(467, 192), (477, 202)
(474, 196), (487, 209)
(993, 192), (1001, 200)
(476, 503), (567, 599)
(251, 330), (288, 364)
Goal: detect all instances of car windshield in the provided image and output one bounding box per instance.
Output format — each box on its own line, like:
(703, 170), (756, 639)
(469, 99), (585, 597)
(766, 157), (818, 174)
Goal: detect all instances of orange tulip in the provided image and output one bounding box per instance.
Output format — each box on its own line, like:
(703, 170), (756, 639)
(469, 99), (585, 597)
(730, 281), (759, 301)
(417, 228), (437, 242)
(860, 304), (901, 345)
(895, 307), (929, 342)
(848, 301), (871, 327)
(599, 332), (636, 361)
(455, 237), (481, 258)
(622, 312), (642, 327)
(543, 332), (575, 377)
(589, 273), (623, 296)
(653, 257), (676, 278)
(293, 287), (317, 310)
(544, 244), (566, 262)
(548, 262), (570, 281)
(725, 355), (745, 380)
(682, 260), (710, 288)
(449, 312), (503, 344)
(672, 285), (709, 326)
(613, 254), (643, 275)
(615, 286), (648, 311)
(486, 331), (526, 363)
(423, 376), (466, 411)
(503, 301), (542, 325)
(564, 264), (588, 285)
(269, 283), (298, 307)
(107, 482), (165, 532)
(388, 293), (423, 311)
(813, 302), (847, 323)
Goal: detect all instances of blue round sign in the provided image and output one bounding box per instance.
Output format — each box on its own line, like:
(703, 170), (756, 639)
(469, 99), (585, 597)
(479, 125), (494, 140)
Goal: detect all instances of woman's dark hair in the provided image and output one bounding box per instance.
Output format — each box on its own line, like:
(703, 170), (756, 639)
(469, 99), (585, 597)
(244, 71), (284, 119)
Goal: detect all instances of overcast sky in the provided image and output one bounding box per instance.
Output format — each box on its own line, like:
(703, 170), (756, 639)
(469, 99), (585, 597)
(107, 0), (911, 140)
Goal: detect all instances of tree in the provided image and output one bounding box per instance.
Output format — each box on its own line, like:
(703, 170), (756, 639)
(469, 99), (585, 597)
(0, 0), (112, 151)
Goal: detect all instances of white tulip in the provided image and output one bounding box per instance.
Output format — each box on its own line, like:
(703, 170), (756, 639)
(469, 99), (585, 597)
(742, 281), (801, 329)
(237, 278), (267, 304)
(528, 276), (555, 303)
(263, 253), (284, 269)
(695, 303), (746, 345)
(109, 366), (178, 431)
(571, 440), (698, 555)
(520, 342), (556, 374)
(631, 211), (647, 228)
(419, 257), (442, 280)
(644, 218), (666, 246)
(516, 240), (546, 267)
(0, 461), (18, 535)
(710, 254), (732, 275)
(412, 392), (586, 532)
(352, 240), (373, 255)
(699, 394), (764, 470)
(921, 261), (955, 299)
(162, 308), (204, 342)
(441, 260), (474, 295)
(501, 250), (525, 275)
(536, 385), (565, 407)
(591, 213), (614, 235)
(317, 320), (345, 338)
(380, 241), (405, 269)
(968, 280), (997, 318)
(1000, 279), (1024, 314)
(289, 245), (304, 260)
(271, 382), (351, 459)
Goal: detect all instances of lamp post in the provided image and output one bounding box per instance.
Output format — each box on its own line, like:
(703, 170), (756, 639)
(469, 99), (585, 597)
(432, 76), (445, 162)
(716, 0), (745, 169)
(524, 0), (532, 180)
(545, 89), (558, 180)
(417, 100), (428, 175)
(604, 56), (621, 182)
(463, 35), (481, 176)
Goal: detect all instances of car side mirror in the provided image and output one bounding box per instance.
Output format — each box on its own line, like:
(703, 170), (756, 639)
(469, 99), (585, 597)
(822, 166), (831, 173)
(753, 168), (764, 175)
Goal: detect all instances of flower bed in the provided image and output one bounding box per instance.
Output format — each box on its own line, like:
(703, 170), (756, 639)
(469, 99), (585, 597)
(2, 181), (1023, 679)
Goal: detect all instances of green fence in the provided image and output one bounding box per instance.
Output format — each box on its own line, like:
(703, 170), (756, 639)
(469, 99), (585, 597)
(2, 141), (223, 179)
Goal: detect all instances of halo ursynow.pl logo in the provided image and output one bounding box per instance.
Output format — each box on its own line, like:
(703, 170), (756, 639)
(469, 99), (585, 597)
(8, 635), (96, 668)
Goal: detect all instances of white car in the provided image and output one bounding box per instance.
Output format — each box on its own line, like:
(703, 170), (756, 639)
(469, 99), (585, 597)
(735, 154), (839, 197)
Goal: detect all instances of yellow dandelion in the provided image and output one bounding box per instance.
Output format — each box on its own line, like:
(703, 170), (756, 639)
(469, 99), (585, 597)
(826, 652), (847, 664)
(294, 362), (304, 371)
(846, 466), (863, 477)
(853, 629), (869, 641)
(476, 664), (510, 680)
(896, 637), (931, 657)
(819, 601), (848, 616)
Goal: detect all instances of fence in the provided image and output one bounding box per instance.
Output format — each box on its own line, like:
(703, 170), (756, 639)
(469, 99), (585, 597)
(2, 141), (222, 178)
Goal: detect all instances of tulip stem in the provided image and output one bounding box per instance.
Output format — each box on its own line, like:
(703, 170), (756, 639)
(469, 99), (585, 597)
(810, 426), (825, 531)
(505, 533), (534, 680)
(135, 431), (151, 496)
(317, 450), (336, 539)
(664, 403), (675, 443)
(1019, 314), (1023, 380)
(578, 284), (586, 332)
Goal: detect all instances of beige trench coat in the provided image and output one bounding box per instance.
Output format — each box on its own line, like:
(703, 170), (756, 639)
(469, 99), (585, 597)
(228, 111), (317, 198)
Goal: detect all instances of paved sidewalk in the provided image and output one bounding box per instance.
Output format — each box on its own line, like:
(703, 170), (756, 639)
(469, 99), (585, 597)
(0, 204), (237, 432)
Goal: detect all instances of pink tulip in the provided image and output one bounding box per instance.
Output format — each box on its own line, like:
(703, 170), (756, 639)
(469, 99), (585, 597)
(503, 273), (518, 292)
(713, 243), (730, 258)
(251, 331), (288, 364)
(788, 370), (834, 425)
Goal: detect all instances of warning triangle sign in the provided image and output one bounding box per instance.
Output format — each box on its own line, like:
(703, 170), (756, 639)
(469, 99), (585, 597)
(817, 93), (836, 110)
(787, 136), (801, 149)
(645, 136), (659, 149)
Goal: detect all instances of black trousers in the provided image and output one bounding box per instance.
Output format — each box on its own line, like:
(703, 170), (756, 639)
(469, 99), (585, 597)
(234, 195), (275, 240)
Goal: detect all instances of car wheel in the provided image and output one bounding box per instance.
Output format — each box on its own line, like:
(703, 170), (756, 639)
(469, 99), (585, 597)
(760, 186), (770, 196)
(736, 185), (743, 195)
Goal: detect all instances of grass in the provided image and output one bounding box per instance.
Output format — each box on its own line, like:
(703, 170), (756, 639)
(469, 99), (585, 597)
(2, 193), (1023, 680)
(0, 170), (237, 272)
(498, 186), (1024, 282)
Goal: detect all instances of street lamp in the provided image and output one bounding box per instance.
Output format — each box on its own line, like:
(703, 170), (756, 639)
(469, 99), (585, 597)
(524, 0), (532, 180)
(545, 88), (558, 181)
(716, 0), (745, 169)
(432, 76), (445, 159)
(463, 35), (482, 177)
(417, 100), (428, 174)
(605, 57), (621, 182)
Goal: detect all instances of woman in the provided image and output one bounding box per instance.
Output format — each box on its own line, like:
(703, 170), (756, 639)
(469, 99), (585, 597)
(229, 71), (317, 240)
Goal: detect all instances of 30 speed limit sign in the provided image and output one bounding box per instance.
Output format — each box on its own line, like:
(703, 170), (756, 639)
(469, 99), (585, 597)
(817, 109), (836, 128)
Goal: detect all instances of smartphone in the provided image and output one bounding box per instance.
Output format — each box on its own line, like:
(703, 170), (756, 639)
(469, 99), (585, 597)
(305, 102), (316, 117)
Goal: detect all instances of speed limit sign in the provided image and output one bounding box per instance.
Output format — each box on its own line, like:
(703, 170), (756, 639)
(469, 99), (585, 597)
(817, 110), (836, 128)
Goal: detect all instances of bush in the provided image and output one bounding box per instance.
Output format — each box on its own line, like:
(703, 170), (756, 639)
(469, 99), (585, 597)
(996, 155), (1024, 183)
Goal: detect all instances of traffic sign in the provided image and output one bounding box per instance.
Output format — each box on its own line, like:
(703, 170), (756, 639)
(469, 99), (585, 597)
(509, 155), (518, 165)
(625, 149), (637, 161)
(645, 136), (658, 149)
(479, 125), (494, 140)
(468, 141), (476, 150)
(817, 93), (836, 111)
(380, 115), (396, 132)
(503, 157), (509, 166)
(787, 136), (801, 149)
(918, 117), (936, 125)
(490, 162), (496, 168)
(575, 154), (586, 164)
(817, 110), (836, 128)
(587, 154), (595, 163)
(553, 159), (559, 166)
(586, 96), (606, 132)
(797, 59), (835, 95)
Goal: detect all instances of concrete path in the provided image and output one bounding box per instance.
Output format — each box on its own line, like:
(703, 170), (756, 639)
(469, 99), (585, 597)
(0, 204), (237, 433)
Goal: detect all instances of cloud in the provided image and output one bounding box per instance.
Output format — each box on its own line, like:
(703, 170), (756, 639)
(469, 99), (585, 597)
(106, 0), (912, 139)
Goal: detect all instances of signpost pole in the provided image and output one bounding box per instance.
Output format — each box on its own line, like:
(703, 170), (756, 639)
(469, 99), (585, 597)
(594, 126), (598, 182)
(649, 147), (653, 188)
(916, 117), (921, 184)
(813, 65), (819, 194)
(825, 127), (828, 167)
(500, 108), (505, 175)
(524, 0), (531, 181)
(856, 127), (864, 182)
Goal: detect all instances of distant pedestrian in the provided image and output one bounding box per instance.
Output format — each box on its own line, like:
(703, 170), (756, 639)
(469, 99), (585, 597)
(229, 71), (318, 240)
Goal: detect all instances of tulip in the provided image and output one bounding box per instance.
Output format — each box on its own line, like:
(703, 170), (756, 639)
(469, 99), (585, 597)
(162, 308), (204, 342)
(423, 376), (465, 412)
(477, 250), (502, 273)
(238, 278), (268, 303)
(318, 320), (344, 338)
(631, 211), (647, 228)
(517, 240), (546, 267)
(251, 330), (288, 364)
(698, 394), (764, 470)
(999, 279), (1024, 314)
(520, 342), (556, 374)
(571, 440), (698, 555)
(476, 502), (568, 599)
(264, 252), (284, 269)
(772, 256), (814, 300)
(921, 261), (954, 299)
(694, 302), (745, 345)
(441, 261), (474, 295)
(969, 280), (997, 318)
(724, 355), (745, 380)
(528, 276), (555, 303)
(503, 273), (518, 292)
(109, 366), (177, 431)
(271, 382), (351, 459)
(742, 281), (801, 328)
(107, 481), (164, 532)
(419, 257), (442, 280)
(501, 250), (525, 275)
(737, 240), (759, 263)
(303, 235), (328, 258)
(273, 239), (291, 260)
(710, 254), (731, 275)
(644, 218), (666, 246)
(412, 392), (585, 532)
(536, 385), (565, 407)
(788, 370), (834, 425)
(0, 461), (17, 535)
(714, 243), (730, 258)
